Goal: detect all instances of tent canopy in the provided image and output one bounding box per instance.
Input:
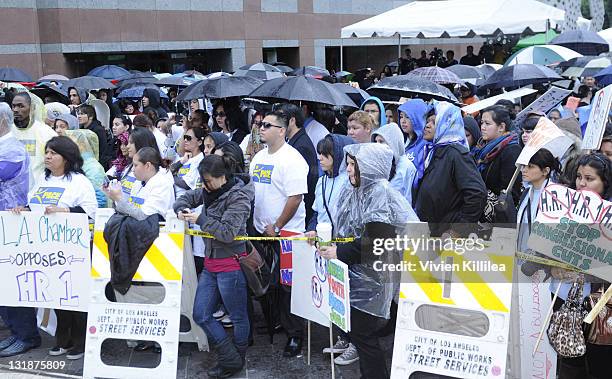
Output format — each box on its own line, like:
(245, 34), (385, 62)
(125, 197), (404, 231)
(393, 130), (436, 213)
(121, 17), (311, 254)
(513, 30), (559, 51)
(341, 0), (565, 39)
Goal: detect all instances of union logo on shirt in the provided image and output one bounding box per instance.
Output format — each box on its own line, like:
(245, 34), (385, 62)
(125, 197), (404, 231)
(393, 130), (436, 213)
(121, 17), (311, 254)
(128, 196), (145, 208)
(30, 187), (65, 205)
(178, 164), (191, 177)
(21, 139), (36, 156)
(121, 176), (136, 195)
(252, 164), (273, 184)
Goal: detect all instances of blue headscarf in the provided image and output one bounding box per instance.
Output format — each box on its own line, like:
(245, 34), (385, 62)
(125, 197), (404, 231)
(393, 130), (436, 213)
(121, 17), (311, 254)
(398, 99), (431, 191)
(424, 101), (469, 168)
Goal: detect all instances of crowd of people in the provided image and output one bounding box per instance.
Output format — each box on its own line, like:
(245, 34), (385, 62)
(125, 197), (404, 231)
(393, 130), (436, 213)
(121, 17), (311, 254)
(0, 65), (610, 379)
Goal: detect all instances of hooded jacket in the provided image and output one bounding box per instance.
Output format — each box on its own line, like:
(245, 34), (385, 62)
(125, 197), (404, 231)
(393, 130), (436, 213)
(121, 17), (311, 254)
(360, 96), (387, 128)
(173, 177), (254, 259)
(0, 130), (30, 210)
(307, 134), (354, 233)
(208, 132), (229, 148)
(372, 123), (417, 205)
(397, 99), (430, 190)
(142, 88), (168, 119)
(462, 115), (481, 150)
(67, 87), (89, 108)
(11, 93), (57, 189)
(55, 113), (79, 130)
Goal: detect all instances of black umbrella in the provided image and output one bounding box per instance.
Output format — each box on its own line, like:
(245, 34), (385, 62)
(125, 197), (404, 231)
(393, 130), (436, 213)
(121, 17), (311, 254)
(271, 62), (294, 73)
(551, 29), (610, 56)
(0, 67), (33, 82)
(249, 76), (357, 108)
(479, 64), (562, 90)
(292, 66), (331, 78)
(333, 83), (369, 106)
(446, 64), (485, 80)
(63, 75), (115, 90)
(234, 63), (284, 80)
(30, 82), (68, 103)
(176, 76), (263, 101)
(367, 75), (458, 102)
(155, 76), (191, 87)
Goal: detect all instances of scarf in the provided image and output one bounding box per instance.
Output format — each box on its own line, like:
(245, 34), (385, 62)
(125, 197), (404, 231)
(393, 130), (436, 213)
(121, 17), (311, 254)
(474, 133), (519, 172)
(203, 177), (237, 208)
(112, 132), (130, 176)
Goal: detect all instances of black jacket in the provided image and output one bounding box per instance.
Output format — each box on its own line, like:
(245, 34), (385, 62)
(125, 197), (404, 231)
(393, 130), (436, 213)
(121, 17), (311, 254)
(143, 88), (168, 119)
(415, 144), (487, 236)
(103, 213), (160, 294)
(85, 119), (114, 169)
(480, 143), (522, 204)
(288, 127), (319, 225)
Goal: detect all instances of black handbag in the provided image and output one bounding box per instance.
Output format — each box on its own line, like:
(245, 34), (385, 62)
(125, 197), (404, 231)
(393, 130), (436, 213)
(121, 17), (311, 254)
(236, 242), (271, 297)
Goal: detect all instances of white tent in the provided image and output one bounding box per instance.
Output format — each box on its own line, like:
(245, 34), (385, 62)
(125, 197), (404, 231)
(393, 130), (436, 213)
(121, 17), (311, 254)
(341, 0), (565, 38)
(599, 28), (612, 50)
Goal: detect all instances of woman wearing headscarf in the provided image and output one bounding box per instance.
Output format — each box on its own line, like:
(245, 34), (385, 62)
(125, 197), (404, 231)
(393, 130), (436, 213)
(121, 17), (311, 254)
(397, 99), (430, 192)
(65, 129), (108, 208)
(473, 105), (522, 223)
(319, 143), (418, 379)
(415, 101), (486, 237)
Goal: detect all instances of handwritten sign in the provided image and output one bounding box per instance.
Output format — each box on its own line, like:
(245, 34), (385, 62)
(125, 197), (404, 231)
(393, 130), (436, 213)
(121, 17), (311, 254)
(0, 211), (91, 311)
(328, 259), (350, 332)
(583, 84), (612, 150)
(290, 241), (329, 327)
(527, 184), (612, 282)
(514, 87), (572, 128)
(515, 117), (573, 166)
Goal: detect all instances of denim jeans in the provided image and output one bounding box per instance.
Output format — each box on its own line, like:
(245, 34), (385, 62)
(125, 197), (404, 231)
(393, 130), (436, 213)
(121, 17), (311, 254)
(193, 269), (249, 347)
(0, 306), (41, 344)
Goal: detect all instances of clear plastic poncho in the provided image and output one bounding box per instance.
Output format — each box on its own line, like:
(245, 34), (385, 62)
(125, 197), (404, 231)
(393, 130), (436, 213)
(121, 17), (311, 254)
(65, 129), (107, 208)
(336, 143), (419, 318)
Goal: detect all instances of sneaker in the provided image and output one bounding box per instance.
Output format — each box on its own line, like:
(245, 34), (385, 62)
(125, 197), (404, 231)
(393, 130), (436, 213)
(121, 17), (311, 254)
(334, 343), (359, 365)
(221, 315), (233, 328)
(213, 309), (225, 320)
(66, 348), (84, 360)
(49, 345), (73, 356)
(0, 340), (40, 357)
(0, 336), (17, 350)
(323, 337), (349, 354)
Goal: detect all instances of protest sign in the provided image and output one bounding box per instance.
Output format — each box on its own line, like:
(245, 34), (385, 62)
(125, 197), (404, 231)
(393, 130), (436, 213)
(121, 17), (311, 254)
(515, 117), (573, 166)
(461, 88), (537, 114)
(279, 230), (300, 286)
(527, 184), (612, 282)
(0, 211), (90, 311)
(514, 87), (572, 128)
(328, 259), (350, 332)
(583, 84), (612, 150)
(517, 270), (557, 379)
(290, 240), (330, 327)
(391, 228), (516, 379)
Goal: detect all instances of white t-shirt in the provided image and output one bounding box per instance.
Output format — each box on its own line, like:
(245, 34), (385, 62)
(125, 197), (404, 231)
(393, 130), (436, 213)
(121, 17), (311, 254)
(28, 172), (98, 219)
(175, 152), (204, 199)
(127, 169), (175, 217)
(249, 143), (309, 233)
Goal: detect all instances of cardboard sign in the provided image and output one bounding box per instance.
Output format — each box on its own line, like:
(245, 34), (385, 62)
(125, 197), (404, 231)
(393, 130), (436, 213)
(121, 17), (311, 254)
(565, 96), (580, 112)
(279, 230), (300, 286)
(517, 270), (557, 379)
(527, 184), (612, 282)
(583, 84), (612, 150)
(461, 88), (537, 114)
(328, 259), (351, 332)
(514, 87), (572, 128)
(515, 117), (573, 166)
(290, 240), (330, 327)
(0, 211), (91, 311)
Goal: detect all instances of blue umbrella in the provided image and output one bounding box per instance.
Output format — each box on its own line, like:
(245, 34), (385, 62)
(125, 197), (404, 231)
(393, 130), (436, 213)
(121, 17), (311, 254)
(551, 29), (610, 56)
(117, 86), (168, 99)
(63, 75), (115, 90)
(594, 65), (612, 87)
(0, 67), (32, 82)
(88, 65), (130, 79)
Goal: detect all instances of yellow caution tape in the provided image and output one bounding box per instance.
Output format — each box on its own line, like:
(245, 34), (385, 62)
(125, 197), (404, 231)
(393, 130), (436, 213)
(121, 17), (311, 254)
(515, 251), (583, 272)
(185, 228), (355, 243)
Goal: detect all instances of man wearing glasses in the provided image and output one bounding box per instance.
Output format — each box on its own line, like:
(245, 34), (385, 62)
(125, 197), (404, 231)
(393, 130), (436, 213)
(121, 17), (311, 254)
(249, 110), (309, 358)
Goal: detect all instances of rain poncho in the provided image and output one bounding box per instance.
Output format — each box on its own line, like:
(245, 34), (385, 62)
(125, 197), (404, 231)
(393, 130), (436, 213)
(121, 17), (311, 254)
(372, 123), (417, 205)
(55, 113), (79, 130)
(0, 121), (30, 210)
(360, 96), (387, 128)
(424, 101), (469, 168)
(65, 129), (107, 208)
(11, 92), (57, 189)
(309, 134), (354, 234)
(336, 143), (418, 318)
(398, 99), (430, 191)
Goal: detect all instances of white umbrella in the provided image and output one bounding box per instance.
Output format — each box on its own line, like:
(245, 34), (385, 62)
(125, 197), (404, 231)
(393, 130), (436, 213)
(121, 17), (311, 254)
(505, 45), (582, 67)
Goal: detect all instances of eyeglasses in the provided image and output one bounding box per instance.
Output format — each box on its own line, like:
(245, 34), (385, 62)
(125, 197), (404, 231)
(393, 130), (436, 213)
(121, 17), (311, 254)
(183, 134), (193, 142)
(213, 112), (226, 117)
(260, 122), (284, 129)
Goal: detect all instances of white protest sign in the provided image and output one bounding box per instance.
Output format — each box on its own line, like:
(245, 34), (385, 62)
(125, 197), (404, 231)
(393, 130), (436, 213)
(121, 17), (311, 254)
(462, 88), (537, 114)
(0, 211), (91, 311)
(583, 84), (612, 150)
(515, 117), (573, 166)
(328, 259), (350, 332)
(391, 228), (516, 379)
(527, 184), (612, 282)
(514, 87), (572, 128)
(290, 240), (330, 327)
(517, 270), (557, 379)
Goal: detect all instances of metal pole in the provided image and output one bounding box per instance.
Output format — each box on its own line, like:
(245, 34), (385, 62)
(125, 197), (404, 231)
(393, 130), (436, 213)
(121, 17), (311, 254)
(398, 34), (401, 61)
(340, 38), (344, 71)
